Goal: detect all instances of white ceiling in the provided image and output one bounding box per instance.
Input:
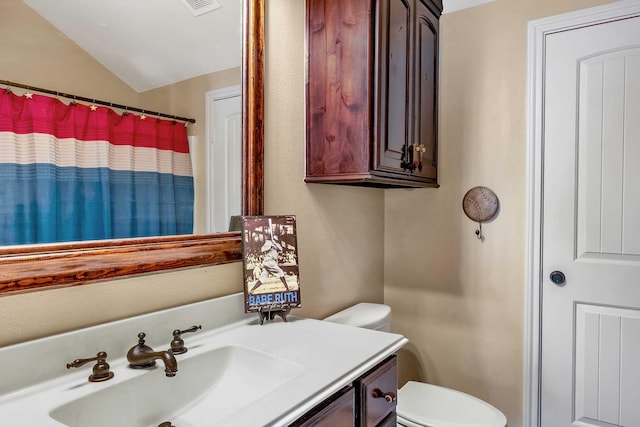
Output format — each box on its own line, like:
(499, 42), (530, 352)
(21, 0), (491, 93)
(22, 0), (242, 93)
(443, 0), (496, 14)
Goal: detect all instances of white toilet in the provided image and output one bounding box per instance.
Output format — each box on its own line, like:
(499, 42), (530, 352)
(324, 303), (507, 427)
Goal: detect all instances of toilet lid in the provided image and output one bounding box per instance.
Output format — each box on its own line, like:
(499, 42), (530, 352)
(397, 382), (507, 427)
(323, 303), (391, 331)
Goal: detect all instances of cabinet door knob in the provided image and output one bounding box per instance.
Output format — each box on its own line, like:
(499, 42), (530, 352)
(372, 388), (396, 403)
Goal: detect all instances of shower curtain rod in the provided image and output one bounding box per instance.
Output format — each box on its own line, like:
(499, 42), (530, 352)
(0, 79), (196, 124)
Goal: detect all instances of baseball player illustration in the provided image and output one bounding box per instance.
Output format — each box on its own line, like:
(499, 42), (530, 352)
(250, 232), (290, 292)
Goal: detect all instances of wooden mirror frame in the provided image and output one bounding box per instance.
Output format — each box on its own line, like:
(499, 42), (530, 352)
(0, 0), (264, 295)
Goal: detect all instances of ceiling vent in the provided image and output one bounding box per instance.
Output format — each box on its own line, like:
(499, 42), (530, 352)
(180, 0), (221, 17)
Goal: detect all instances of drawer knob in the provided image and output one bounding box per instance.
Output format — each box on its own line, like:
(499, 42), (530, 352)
(372, 388), (396, 403)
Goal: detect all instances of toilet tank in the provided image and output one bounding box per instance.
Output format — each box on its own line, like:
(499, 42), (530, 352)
(323, 303), (391, 332)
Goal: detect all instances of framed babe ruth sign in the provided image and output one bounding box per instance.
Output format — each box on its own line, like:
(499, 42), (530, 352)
(241, 216), (301, 320)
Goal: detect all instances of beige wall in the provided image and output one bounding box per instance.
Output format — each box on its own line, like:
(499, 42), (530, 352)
(384, 1), (611, 426)
(0, 0), (384, 346)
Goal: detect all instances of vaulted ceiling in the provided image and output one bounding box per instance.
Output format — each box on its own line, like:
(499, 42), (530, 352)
(22, 0), (241, 92)
(21, 0), (493, 93)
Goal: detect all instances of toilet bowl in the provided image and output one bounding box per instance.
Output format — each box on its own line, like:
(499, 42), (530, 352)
(324, 303), (507, 427)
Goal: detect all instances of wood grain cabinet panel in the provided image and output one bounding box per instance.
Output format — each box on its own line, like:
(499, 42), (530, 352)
(306, 0), (441, 188)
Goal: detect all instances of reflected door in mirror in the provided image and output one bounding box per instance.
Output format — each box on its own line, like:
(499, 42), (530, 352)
(207, 85), (242, 233)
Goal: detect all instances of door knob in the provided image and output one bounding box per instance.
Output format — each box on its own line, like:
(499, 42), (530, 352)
(550, 271), (566, 286)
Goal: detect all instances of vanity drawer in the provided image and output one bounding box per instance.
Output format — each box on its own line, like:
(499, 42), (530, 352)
(357, 356), (398, 427)
(291, 386), (355, 426)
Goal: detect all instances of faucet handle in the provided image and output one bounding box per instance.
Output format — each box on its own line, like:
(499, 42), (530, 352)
(169, 325), (202, 354)
(66, 351), (114, 382)
(137, 332), (148, 344)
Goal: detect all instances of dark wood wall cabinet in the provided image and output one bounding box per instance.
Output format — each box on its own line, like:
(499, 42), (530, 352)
(291, 356), (398, 427)
(306, 0), (441, 188)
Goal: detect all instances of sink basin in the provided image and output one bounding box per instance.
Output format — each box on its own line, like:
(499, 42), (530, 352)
(50, 345), (305, 427)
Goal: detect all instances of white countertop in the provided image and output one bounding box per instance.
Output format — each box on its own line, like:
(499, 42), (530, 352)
(210, 317), (407, 426)
(0, 294), (407, 426)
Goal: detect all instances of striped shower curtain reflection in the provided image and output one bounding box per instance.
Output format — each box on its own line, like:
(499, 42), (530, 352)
(0, 91), (194, 245)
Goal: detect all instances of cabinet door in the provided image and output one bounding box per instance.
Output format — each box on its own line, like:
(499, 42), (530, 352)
(306, 0), (374, 178)
(412, 0), (438, 180)
(357, 356), (398, 427)
(374, 0), (413, 175)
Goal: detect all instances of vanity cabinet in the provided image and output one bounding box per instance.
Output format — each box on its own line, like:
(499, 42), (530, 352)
(291, 356), (398, 426)
(306, 0), (440, 188)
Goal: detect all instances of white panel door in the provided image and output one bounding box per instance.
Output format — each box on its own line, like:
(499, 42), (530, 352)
(206, 86), (242, 233)
(542, 15), (640, 427)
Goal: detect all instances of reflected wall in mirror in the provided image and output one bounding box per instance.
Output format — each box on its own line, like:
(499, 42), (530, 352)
(0, 0), (264, 294)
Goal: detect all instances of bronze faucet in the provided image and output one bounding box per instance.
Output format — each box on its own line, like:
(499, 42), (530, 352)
(66, 351), (114, 382)
(127, 332), (178, 377)
(168, 325), (202, 354)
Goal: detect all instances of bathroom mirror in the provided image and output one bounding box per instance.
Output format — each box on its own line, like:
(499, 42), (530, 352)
(0, 0), (264, 295)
